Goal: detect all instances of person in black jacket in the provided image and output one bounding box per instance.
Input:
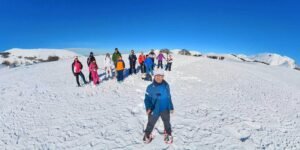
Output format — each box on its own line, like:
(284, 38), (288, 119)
(128, 50), (137, 74)
(72, 56), (88, 87)
(87, 52), (96, 82)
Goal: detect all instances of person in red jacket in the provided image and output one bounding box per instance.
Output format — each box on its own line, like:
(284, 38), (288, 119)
(138, 52), (146, 74)
(72, 56), (88, 87)
(89, 60), (100, 85)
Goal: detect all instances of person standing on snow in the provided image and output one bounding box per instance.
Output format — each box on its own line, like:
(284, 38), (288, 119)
(115, 56), (125, 82)
(156, 51), (165, 69)
(112, 48), (122, 67)
(72, 56), (88, 87)
(128, 50), (137, 75)
(89, 60), (100, 85)
(87, 52), (96, 83)
(138, 52), (146, 74)
(165, 54), (173, 71)
(149, 50), (156, 69)
(104, 53), (113, 80)
(143, 69), (174, 144)
(144, 55), (154, 76)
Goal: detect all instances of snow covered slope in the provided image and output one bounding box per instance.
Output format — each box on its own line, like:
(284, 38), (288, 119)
(250, 53), (296, 69)
(0, 48), (79, 67)
(0, 54), (300, 149)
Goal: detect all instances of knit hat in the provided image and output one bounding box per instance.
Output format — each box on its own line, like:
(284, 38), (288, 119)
(154, 69), (164, 76)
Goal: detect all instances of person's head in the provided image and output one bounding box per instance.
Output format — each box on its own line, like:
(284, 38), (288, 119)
(115, 48), (119, 52)
(131, 50), (134, 54)
(154, 69), (164, 83)
(90, 52), (94, 56)
(106, 53), (110, 57)
(146, 54), (149, 58)
(141, 51), (144, 55)
(74, 56), (79, 61)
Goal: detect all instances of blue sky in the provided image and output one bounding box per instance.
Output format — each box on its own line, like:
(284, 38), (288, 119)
(0, 0), (299, 63)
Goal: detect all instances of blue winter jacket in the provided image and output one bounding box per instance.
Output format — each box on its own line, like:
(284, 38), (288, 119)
(144, 57), (153, 67)
(144, 80), (174, 116)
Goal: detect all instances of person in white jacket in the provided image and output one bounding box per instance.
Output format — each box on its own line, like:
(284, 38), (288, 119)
(104, 53), (114, 79)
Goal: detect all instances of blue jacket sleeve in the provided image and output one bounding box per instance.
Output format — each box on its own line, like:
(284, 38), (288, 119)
(144, 86), (153, 110)
(166, 83), (174, 110)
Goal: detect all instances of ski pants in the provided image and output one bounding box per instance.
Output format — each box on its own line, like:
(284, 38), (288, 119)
(157, 60), (163, 69)
(105, 67), (112, 78)
(75, 72), (87, 86)
(88, 71), (93, 82)
(91, 71), (99, 85)
(117, 70), (124, 81)
(129, 61), (136, 74)
(145, 110), (172, 136)
(146, 65), (153, 75)
(165, 62), (172, 71)
(140, 62), (146, 73)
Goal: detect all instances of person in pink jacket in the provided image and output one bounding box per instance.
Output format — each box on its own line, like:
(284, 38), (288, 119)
(72, 56), (88, 87)
(89, 60), (100, 85)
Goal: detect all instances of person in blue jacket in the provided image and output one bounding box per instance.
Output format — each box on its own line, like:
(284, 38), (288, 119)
(143, 69), (174, 144)
(144, 55), (154, 75)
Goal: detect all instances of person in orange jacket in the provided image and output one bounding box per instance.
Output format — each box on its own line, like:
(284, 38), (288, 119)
(138, 52), (146, 74)
(115, 56), (125, 82)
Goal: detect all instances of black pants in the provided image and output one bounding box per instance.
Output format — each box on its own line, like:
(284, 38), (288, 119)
(157, 60), (163, 69)
(165, 62), (172, 71)
(88, 72), (92, 82)
(75, 72), (87, 86)
(129, 62), (136, 74)
(140, 62), (146, 73)
(145, 110), (171, 136)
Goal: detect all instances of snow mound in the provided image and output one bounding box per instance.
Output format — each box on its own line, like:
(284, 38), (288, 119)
(0, 48), (79, 67)
(250, 53), (296, 69)
(171, 49), (201, 56)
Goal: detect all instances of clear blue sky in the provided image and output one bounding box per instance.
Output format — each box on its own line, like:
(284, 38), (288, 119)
(0, 0), (299, 63)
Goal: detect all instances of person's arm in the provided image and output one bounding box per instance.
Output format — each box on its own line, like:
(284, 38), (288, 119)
(134, 55), (137, 61)
(87, 58), (90, 65)
(71, 63), (75, 74)
(144, 86), (153, 113)
(166, 83), (174, 111)
(122, 61), (125, 69)
(112, 54), (116, 62)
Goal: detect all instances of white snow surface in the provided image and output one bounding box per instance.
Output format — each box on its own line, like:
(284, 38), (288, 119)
(1, 53), (300, 149)
(250, 53), (296, 69)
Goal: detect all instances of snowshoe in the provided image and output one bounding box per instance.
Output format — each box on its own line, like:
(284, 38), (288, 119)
(164, 134), (173, 144)
(143, 134), (154, 144)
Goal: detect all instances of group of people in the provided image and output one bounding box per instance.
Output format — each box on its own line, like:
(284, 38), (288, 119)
(71, 48), (175, 144)
(71, 49), (174, 86)
(137, 50), (174, 81)
(72, 52), (100, 87)
(71, 48), (124, 86)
